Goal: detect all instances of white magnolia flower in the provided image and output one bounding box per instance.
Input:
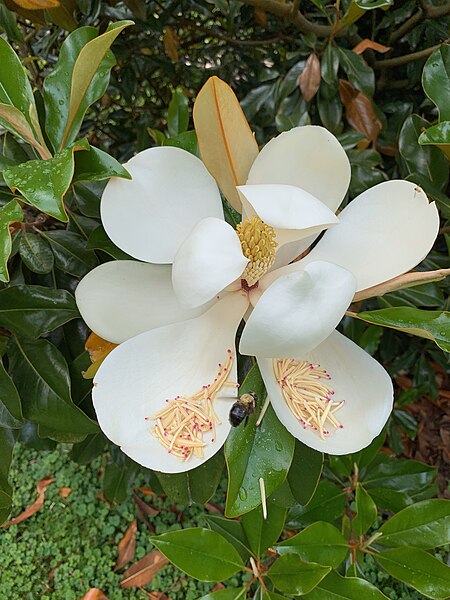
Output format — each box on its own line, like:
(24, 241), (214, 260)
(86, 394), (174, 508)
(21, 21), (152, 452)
(76, 126), (439, 473)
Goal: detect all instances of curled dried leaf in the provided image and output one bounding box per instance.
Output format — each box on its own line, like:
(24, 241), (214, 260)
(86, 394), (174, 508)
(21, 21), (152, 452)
(299, 53), (321, 102)
(115, 519), (137, 571)
(2, 477), (53, 527)
(352, 39), (391, 55)
(80, 589), (109, 600)
(120, 550), (169, 588)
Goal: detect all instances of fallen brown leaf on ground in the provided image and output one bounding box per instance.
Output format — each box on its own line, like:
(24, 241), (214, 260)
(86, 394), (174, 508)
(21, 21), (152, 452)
(79, 589), (109, 600)
(115, 519), (137, 571)
(134, 491), (160, 517)
(138, 486), (155, 498)
(146, 592), (169, 600)
(2, 477), (53, 527)
(212, 582), (225, 591)
(352, 39), (391, 54)
(58, 487), (72, 499)
(298, 53), (321, 102)
(120, 550), (169, 589)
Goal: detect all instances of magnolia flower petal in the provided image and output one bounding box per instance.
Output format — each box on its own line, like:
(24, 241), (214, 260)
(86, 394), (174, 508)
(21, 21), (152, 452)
(302, 181), (440, 291)
(247, 126), (351, 212)
(100, 147), (223, 263)
(239, 261), (356, 358)
(93, 291), (249, 473)
(258, 330), (393, 454)
(75, 261), (213, 344)
(237, 184), (338, 247)
(172, 217), (249, 308)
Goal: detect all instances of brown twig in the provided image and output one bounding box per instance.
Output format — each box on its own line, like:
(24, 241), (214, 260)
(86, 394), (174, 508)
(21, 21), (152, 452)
(373, 42), (446, 69)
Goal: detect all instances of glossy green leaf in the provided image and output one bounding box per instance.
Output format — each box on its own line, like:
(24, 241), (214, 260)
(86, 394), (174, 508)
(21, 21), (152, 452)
(73, 145), (131, 182)
(355, 0), (393, 7)
(8, 337), (98, 435)
(0, 104), (49, 158)
(87, 225), (132, 260)
(167, 88), (189, 137)
(338, 48), (375, 95)
(103, 454), (137, 503)
(43, 23), (132, 152)
(268, 554), (331, 596)
(70, 432), (106, 464)
(0, 285), (79, 338)
(163, 130), (199, 155)
(206, 515), (251, 561)
(0, 427), (15, 524)
(353, 484), (377, 536)
(42, 230), (99, 277)
(378, 499), (450, 549)
(3, 140), (90, 222)
(422, 44), (450, 121)
(150, 528), (243, 582)
(276, 521), (348, 568)
(0, 37), (46, 150)
(0, 199), (22, 283)
(399, 114), (448, 191)
(302, 570), (389, 599)
(73, 181), (101, 218)
(287, 441), (323, 506)
(242, 500), (286, 557)
(18, 232), (54, 274)
(355, 307), (450, 352)
(197, 587), (247, 600)
(0, 358), (23, 428)
(376, 548), (450, 599)
(288, 481), (346, 527)
(0, 0), (23, 43)
(419, 121), (450, 146)
(155, 451), (224, 505)
(321, 43), (339, 85)
(225, 364), (294, 517)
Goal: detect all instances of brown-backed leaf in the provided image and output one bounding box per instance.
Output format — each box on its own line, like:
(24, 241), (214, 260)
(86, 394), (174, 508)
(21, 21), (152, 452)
(299, 53), (321, 102)
(193, 76), (259, 212)
(338, 79), (382, 146)
(120, 550), (169, 588)
(254, 7), (267, 26)
(14, 0), (59, 7)
(2, 477), (53, 527)
(352, 39), (391, 55)
(58, 487), (72, 499)
(83, 332), (117, 379)
(354, 268), (450, 302)
(79, 589), (108, 600)
(115, 519), (137, 571)
(163, 26), (179, 61)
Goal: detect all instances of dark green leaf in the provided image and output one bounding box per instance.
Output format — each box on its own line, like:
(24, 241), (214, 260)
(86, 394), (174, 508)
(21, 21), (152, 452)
(422, 44), (450, 121)
(302, 570), (389, 599)
(167, 88), (189, 137)
(42, 230), (98, 277)
(376, 548), (450, 599)
(287, 441), (323, 506)
(378, 499), (450, 549)
(156, 451), (224, 505)
(73, 145), (131, 182)
(150, 528), (243, 582)
(3, 140), (90, 222)
(70, 432), (106, 464)
(73, 181), (101, 218)
(268, 554), (331, 595)
(18, 232), (54, 274)
(0, 199), (22, 283)
(321, 43), (340, 85)
(163, 130), (199, 155)
(8, 337), (98, 435)
(242, 500), (286, 556)
(206, 515), (252, 561)
(0, 0), (23, 43)
(0, 358), (23, 428)
(0, 427), (14, 524)
(288, 481), (346, 527)
(338, 48), (375, 95)
(87, 225), (133, 260)
(103, 455), (137, 503)
(225, 365), (294, 517)
(355, 307), (450, 352)
(0, 285), (79, 338)
(419, 121), (450, 147)
(353, 484), (377, 536)
(276, 521), (348, 568)
(197, 589), (247, 600)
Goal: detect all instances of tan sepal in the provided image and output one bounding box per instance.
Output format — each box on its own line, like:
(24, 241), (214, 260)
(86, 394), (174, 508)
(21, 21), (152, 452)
(83, 332), (117, 379)
(353, 268), (450, 302)
(193, 76), (259, 213)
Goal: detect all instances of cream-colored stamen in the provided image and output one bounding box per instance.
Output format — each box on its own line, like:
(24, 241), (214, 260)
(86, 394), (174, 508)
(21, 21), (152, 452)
(237, 215), (277, 286)
(274, 358), (344, 439)
(148, 350), (238, 461)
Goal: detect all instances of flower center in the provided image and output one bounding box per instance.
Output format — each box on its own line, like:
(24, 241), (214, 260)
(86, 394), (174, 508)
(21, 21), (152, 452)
(237, 216), (277, 287)
(273, 358), (344, 439)
(147, 350), (238, 461)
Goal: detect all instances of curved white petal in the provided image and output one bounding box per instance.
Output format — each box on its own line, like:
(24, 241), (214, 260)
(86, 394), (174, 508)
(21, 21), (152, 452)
(100, 147), (223, 263)
(172, 217), (249, 308)
(247, 126), (351, 212)
(75, 261), (213, 344)
(239, 261), (356, 358)
(258, 330), (393, 454)
(93, 291), (249, 473)
(237, 184), (338, 247)
(302, 181), (440, 291)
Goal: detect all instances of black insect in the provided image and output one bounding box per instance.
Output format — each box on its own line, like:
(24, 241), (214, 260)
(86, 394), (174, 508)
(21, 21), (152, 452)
(229, 392), (257, 427)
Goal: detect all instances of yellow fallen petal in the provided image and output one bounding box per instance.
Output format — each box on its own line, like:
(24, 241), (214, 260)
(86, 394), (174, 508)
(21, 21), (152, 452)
(193, 76), (259, 213)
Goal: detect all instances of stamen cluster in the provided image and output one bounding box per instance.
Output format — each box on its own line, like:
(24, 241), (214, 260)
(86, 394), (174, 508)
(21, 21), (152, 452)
(237, 216), (277, 287)
(148, 350), (238, 460)
(274, 358), (344, 439)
